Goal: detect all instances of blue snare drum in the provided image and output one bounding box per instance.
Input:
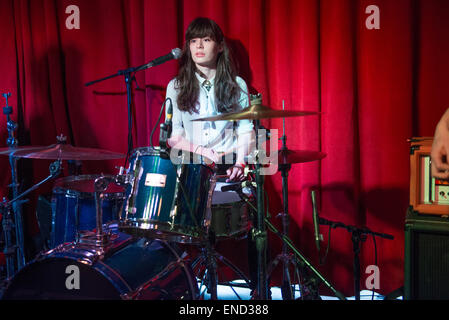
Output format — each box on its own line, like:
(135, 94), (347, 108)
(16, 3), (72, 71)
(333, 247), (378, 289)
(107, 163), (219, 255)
(51, 175), (125, 248)
(119, 147), (215, 243)
(2, 230), (198, 300)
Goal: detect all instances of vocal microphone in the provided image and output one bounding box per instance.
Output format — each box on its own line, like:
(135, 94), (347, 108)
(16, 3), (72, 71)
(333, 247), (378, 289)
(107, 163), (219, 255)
(144, 48), (182, 69)
(311, 190), (321, 252)
(221, 180), (255, 192)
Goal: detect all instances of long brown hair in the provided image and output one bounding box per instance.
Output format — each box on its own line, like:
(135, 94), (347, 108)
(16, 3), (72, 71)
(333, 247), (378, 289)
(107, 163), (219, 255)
(175, 17), (242, 114)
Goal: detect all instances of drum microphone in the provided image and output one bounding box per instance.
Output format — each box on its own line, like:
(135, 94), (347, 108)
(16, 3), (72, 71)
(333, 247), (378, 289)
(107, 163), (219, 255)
(159, 98), (173, 159)
(125, 158), (143, 215)
(221, 180), (255, 192)
(311, 190), (321, 252)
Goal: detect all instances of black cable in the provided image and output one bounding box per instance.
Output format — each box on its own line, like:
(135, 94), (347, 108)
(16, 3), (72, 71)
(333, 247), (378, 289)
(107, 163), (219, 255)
(149, 98), (172, 150)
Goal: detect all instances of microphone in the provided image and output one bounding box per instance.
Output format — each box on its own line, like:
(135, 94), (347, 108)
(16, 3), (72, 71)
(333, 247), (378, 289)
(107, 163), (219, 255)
(165, 99), (173, 138)
(125, 158), (143, 216)
(159, 99), (173, 159)
(145, 48), (182, 68)
(311, 190), (321, 252)
(221, 180), (255, 192)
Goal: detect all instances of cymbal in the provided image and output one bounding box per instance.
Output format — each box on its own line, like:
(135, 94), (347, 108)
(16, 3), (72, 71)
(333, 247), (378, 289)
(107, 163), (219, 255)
(278, 149), (326, 165)
(192, 104), (319, 121)
(0, 144), (125, 161)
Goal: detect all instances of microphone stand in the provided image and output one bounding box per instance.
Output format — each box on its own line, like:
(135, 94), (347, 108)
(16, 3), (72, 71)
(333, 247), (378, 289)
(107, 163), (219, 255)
(85, 61), (157, 165)
(318, 217), (394, 300)
(235, 186), (346, 300)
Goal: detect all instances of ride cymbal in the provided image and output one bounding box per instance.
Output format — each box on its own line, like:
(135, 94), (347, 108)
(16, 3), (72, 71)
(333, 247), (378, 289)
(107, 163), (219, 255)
(192, 104), (319, 121)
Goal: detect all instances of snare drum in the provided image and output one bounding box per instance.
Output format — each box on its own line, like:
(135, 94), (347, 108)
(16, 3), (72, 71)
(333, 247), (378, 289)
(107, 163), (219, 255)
(51, 175), (125, 248)
(2, 230), (198, 300)
(120, 147), (215, 243)
(209, 182), (252, 239)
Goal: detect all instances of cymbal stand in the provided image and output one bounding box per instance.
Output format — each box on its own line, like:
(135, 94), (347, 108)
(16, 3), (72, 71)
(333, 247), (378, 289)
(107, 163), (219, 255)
(266, 117), (301, 299)
(191, 231), (252, 300)
(252, 116), (269, 299)
(1, 160), (61, 278)
(2, 92), (25, 273)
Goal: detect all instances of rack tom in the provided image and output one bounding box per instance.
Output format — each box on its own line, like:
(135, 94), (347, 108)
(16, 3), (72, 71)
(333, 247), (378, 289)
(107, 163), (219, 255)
(119, 147), (215, 243)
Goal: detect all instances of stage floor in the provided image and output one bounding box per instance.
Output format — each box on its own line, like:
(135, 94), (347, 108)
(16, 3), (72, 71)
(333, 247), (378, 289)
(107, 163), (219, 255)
(198, 280), (399, 300)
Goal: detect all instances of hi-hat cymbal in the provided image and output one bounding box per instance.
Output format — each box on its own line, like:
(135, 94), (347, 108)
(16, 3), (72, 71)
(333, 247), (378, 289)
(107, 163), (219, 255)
(278, 149), (326, 165)
(0, 144), (125, 161)
(192, 104), (319, 121)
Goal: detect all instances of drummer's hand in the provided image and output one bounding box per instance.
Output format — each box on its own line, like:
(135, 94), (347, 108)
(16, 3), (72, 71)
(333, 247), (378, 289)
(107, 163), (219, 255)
(226, 164), (246, 182)
(200, 147), (220, 164)
(432, 110), (449, 180)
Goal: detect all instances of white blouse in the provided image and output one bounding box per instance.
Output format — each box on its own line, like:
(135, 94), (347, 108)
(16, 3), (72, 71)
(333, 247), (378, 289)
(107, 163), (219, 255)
(165, 73), (254, 154)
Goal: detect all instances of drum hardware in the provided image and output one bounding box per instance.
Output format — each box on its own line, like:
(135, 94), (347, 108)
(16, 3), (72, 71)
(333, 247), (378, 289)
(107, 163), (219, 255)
(197, 94), (343, 300)
(190, 231), (252, 300)
(265, 108), (320, 299)
(85, 49), (181, 166)
(233, 184), (346, 300)
(1, 92), (26, 274)
(50, 174), (126, 248)
(1, 160), (62, 278)
(266, 102), (323, 299)
(72, 174), (129, 256)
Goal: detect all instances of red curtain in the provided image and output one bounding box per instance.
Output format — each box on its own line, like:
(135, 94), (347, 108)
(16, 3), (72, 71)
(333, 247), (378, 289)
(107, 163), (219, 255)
(1, 0), (448, 297)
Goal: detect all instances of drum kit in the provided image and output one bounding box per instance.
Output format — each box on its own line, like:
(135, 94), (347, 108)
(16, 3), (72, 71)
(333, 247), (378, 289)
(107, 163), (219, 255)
(0, 91), (347, 300)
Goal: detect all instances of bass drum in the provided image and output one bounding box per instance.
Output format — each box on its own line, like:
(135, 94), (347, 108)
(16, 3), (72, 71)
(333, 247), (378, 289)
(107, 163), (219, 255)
(2, 231), (198, 300)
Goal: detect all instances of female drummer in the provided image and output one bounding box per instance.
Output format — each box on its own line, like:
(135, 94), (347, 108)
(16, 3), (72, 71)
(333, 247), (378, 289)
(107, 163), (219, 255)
(166, 17), (255, 182)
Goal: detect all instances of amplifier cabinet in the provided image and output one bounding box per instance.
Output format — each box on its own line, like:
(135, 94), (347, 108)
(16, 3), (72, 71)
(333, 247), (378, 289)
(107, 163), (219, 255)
(404, 207), (449, 299)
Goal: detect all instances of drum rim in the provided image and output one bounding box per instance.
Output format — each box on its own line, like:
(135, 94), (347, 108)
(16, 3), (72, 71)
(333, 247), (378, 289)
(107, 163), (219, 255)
(130, 146), (216, 171)
(53, 174), (125, 198)
(119, 219), (205, 244)
(130, 146), (161, 157)
(3, 234), (198, 300)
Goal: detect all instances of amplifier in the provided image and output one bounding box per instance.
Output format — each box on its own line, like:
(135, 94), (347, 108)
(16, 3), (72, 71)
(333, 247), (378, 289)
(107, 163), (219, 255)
(404, 207), (449, 299)
(405, 137), (449, 299)
(409, 137), (449, 215)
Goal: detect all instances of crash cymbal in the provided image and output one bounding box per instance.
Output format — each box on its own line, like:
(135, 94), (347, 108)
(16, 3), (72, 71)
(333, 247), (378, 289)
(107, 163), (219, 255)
(278, 149), (326, 165)
(0, 146), (45, 156)
(0, 144), (125, 161)
(192, 104), (319, 121)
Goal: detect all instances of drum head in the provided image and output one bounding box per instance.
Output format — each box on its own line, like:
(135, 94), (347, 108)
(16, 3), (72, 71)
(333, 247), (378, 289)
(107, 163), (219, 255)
(2, 258), (124, 300)
(2, 237), (198, 300)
